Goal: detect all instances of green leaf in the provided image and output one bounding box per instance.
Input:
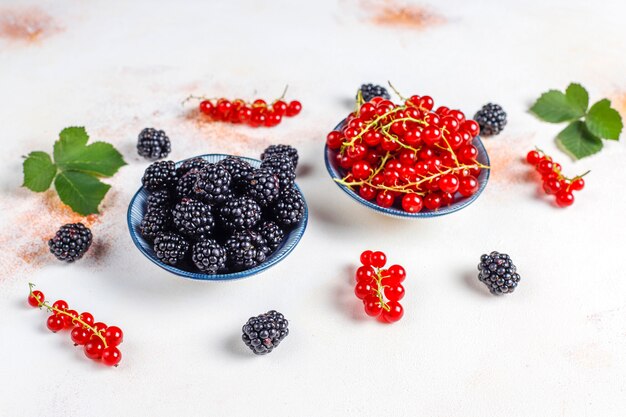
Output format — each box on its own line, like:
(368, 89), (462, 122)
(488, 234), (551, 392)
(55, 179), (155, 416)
(22, 151), (57, 192)
(54, 171), (110, 215)
(556, 121), (603, 160)
(565, 83), (589, 115)
(53, 126), (89, 165)
(585, 99), (623, 140)
(529, 89), (586, 123)
(58, 141), (127, 176)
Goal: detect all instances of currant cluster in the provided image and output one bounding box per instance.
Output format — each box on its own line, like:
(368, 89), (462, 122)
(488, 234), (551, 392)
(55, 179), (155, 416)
(27, 284), (123, 367)
(188, 89), (302, 128)
(354, 250), (405, 323)
(326, 93), (488, 213)
(526, 149), (588, 207)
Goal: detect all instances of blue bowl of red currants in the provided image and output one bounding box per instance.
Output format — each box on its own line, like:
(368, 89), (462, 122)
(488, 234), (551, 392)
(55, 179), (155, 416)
(324, 95), (490, 218)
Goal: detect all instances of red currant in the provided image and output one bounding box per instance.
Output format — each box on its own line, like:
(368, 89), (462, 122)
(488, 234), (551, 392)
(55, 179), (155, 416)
(370, 251), (387, 268)
(424, 193), (442, 210)
(387, 264), (406, 282)
(448, 109), (466, 124)
(79, 312), (94, 326)
(359, 184), (377, 200)
(71, 326), (93, 345)
(272, 100), (288, 116)
(62, 310), (78, 328)
(382, 301), (404, 323)
(84, 339), (105, 360)
(355, 282), (375, 300)
(93, 322), (108, 334)
(458, 145), (478, 163)
(46, 315), (64, 332)
(363, 295), (383, 317)
(102, 346), (122, 366)
(356, 266), (375, 282)
(28, 290), (44, 307)
(326, 131), (343, 149)
(543, 178), (562, 195)
(556, 191), (574, 207)
(526, 150), (541, 165)
(376, 191), (395, 208)
(438, 174), (459, 193)
(458, 176), (479, 197)
(360, 250), (373, 266)
(199, 100), (213, 115)
(571, 178), (585, 191)
(286, 100), (302, 116)
(52, 300), (68, 311)
(418, 96), (434, 111)
(537, 159), (554, 175)
(401, 193), (423, 213)
(104, 326), (124, 347)
(462, 120), (480, 136)
(384, 283), (405, 301)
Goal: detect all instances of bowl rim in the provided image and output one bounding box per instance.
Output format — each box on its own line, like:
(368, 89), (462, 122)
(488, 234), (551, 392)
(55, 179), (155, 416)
(324, 120), (490, 218)
(127, 153), (308, 281)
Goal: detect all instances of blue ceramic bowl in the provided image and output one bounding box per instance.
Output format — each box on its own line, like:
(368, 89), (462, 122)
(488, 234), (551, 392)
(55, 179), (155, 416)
(324, 121), (490, 218)
(127, 154), (308, 281)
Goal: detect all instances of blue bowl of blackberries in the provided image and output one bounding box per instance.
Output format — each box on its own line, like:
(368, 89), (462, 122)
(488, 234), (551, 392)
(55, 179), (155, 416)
(127, 145), (308, 281)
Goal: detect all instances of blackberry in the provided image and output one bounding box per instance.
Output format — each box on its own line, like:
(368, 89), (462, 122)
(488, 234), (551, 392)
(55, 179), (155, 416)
(358, 83), (390, 102)
(473, 103), (507, 136)
(142, 160), (177, 192)
(176, 168), (201, 199)
(218, 196), (261, 232)
(260, 144), (299, 168)
(146, 189), (172, 212)
(193, 164), (232, 205)
(191, 239), (227, 274)
(245, 168), (280, 207)
(477, 251), (521, 295)
(273, 186), (305, 228)
(242, 310), (289, 355)
(176, 157), (208, 177)
(225, 230), (270, 271)
(48, 223), (92, 262)
(140, 208), (171, 241)
(137, 128), (171, 160)
(217, 156), (253, 191)
(153, 232), (189, 266)
(260, 154), (295, 190)
(256, 221), (284, 251)
(172, 198), (215, 240)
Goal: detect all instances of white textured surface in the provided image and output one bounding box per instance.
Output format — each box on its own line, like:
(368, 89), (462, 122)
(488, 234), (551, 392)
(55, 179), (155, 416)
(1, 0), (625, 416)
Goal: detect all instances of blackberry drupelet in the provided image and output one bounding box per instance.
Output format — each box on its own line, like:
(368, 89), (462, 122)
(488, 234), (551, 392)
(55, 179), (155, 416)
(260, 154), (295, 190)
(358, 83), (390, 102)
(217, 156), (253, 191)
(146, 189), (172, 212)
(191, 239), (227, 274)
(153, 232), (190, 266)
(218, 196), (261, 232)
(172, 198), (215, 240)
(477, 251), (521, 295)
(260, 144), (299, 168)
(193, 164), (232, 205)
(176, 168), (202, 199)
(140, 208), (171, 241)
(48, 223), (93, 262)
(245, 168), (280, 207)
(473, 103), (507, 136)
(137, 128), (171, 160)
(273, 186), (305, 228)
(176, 157), (209, 177)
(142, 160), (177, 192)
(225, 230), (270, 271)
(242, 310), (289, 355)
(256, 221), (284, 251)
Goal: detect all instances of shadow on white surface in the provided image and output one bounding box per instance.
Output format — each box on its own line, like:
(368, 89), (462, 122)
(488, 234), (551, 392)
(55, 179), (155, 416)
(222, 333), (253, 358)
(333, 263), (369, 322)
(462, 270), (491, 298)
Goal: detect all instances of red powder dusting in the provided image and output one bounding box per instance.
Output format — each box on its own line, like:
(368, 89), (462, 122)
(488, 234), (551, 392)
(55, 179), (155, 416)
(0, 7), (59, 42)
(362, 0), (444, 29)
(481, 133), (537, 193)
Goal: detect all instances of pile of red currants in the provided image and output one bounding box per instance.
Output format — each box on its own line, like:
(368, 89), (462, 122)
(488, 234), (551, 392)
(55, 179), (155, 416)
(526, 149), (588, 207)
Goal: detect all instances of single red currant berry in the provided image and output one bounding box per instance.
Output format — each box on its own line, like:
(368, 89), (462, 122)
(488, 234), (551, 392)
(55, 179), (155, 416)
(359, 184), (377, 200)
(537, 159), (554, 175)
(355, 282), (375, 300)
(102, 346), (122, 367)
(543, 178), (562, 195)
(52, 299), (68, 311)
(422, 126), (442, 146)
(216, 99), (232, 116)
(84, 339), (105, 360)
(199, 100), (213, 115)
(401, 193), (423, 213)
(418, 96), (434, 111)
(93, 322), (108, 335)
(326, 131), (343, 149)
(462, 120), (480, 136)
(388, 264), (406, 282)
(382, 301), (404, 323)
(435, 106), (450, 115)
(425, 112), (441, 127)
(79, 312), (94, 326)
(384, 283), (405, 302)
(448, 109), (466, 124)
(424, 193), (442, 210)
(526, 150), (541, 165)
(571, 178), (585, 191)
(356, 266), (375, 282)
(237, 106), (253, 122)
(363, 295), (383, 317)
(403, 129), (422, 147)
(27, 290), (44, 307)
(458, 145), (478, 163)
(380, 138), (400, 152)
(438, 174), (460, 194)
(286, 100), (302, 116)
(458, 176), (479, 197)
(347, 144), (367, 161)
(264, 111), (282, 127)
(359, 102), (376, 120)
(272, 100), (288, 116)
(363, 130), (382, 147)
(104, 326), (124, 347)
(383, 169), (400, 186)
(71, 326), (93, 345)
(62, 309), (78, 328)
(360, 250), (373, 266)
(46, 315), (64, 332)
(447, 132), (463, 150)
(376, 191), (395, 208)
(555, 191), (574, 207)
(418, 148), (434, 160)
(370, 251), (387, 268)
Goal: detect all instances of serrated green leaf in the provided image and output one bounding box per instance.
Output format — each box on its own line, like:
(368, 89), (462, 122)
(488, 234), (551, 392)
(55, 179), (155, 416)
(565, 83), (589, 114)
(58, 141), (127, 176)
(22, 151), (57, 192)
(585, 99), (623, 140)
(556, 121), (603, 160)
(54, 171), (110, 215)
(53, 126), (89, 165)
(529, 89), (586, 123)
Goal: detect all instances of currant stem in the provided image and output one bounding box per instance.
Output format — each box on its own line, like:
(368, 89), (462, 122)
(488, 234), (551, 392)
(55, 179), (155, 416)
(372, 269), (390, 312)
(387, 81), (407, 102)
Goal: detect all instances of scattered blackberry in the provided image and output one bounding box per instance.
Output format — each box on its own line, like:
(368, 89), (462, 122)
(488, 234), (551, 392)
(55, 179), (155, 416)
(140, 208), (171, 241)
(473, 103), (507, 136)
(245, 168), (280, 207)
(477, 251), (521, 295)
(260, 154), (295, 190)
(146, 189), (172, 212)
(176, 157), (208, 177)
(137, 128), (171, 160)
(260, 144), (299, 168)
(153, 232), (189, 266)
(48, 223), (92, 262)
(191, 239), (227, 274)
(225, 230), (270, 271)
(256, 221), (284, 251)
(273, 186), (305, 228)
(193, 164), (232, 205)
(176, 168), (202, 199)
(142, 160), (177, 192)
(218, 196), (261, 232)
(172, 198), (215, 240)
(242, 310), (289, 355)
(358, 83), (390, 103)
(218, 156), (253, 191)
